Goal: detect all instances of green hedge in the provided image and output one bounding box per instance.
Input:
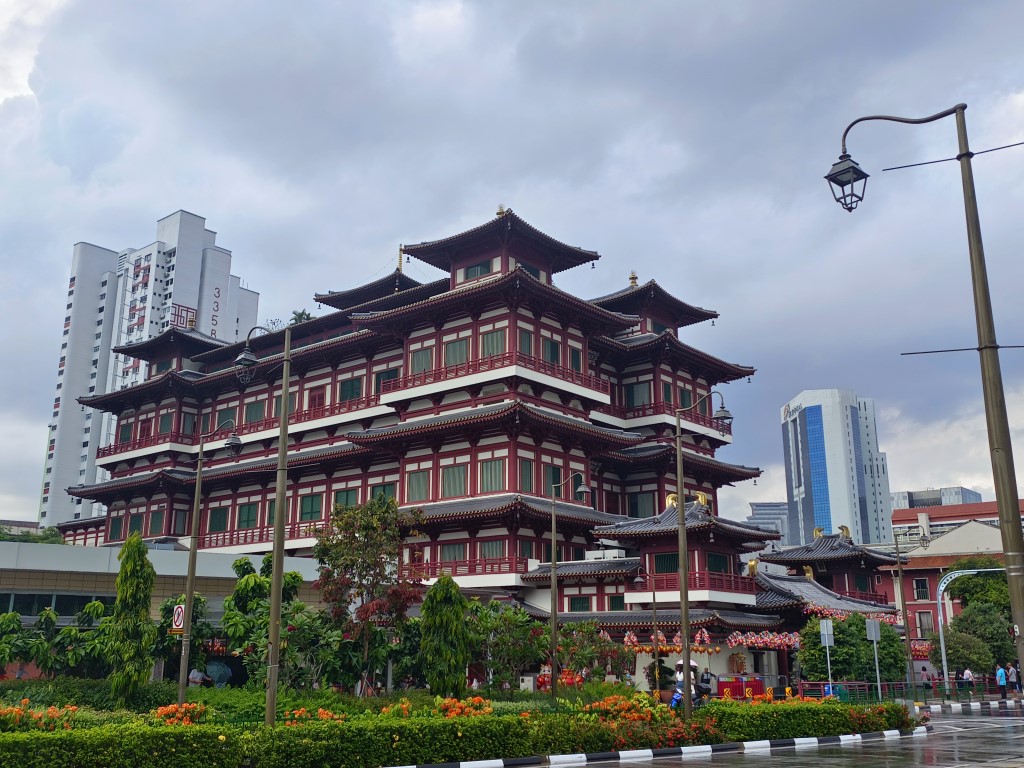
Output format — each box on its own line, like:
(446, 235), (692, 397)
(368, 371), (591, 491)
(0, 724), (241, 768)
(0, 679), (176, 713)
(240, 717), (534, 768)
(694, 700), (915, 742)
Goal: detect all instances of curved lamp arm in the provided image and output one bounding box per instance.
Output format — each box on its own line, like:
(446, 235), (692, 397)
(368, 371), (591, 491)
(840, 104), (965, 155)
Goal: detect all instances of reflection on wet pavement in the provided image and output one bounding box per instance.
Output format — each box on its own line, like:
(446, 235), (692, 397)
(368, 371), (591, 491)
(641, 716), (1024, 767)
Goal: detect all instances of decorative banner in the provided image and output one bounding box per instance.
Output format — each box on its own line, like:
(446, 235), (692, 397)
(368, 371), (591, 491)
(910, 639), (932, 660)
(802, 604), (899, 624)
(726, 630), (801, 650)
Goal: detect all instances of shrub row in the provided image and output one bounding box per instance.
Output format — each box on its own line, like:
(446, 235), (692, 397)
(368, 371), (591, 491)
(693, 700), (917, 742)
(0, 679), (176, 713)
(0, 723), (241, 768)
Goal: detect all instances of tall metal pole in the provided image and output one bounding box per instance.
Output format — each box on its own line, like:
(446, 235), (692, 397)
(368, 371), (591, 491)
(833, 103), (1024, 670)
(177, 419), (237, 706)
(893, 534), (917, 698)
(176, 432), (206, 706)
(651, 582), (659, 691)
(953, 106), (1024, 668)
(549, 471), (589, 700)
(675, 411), (692, 718)
(265, 326), (292, 725)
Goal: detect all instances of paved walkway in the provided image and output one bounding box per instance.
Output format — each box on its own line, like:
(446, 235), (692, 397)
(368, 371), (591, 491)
(639, 715), (1024, 767)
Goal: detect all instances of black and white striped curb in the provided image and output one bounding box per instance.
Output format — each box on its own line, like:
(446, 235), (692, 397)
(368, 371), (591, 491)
(386, 725), (931, 768)
(918, 699), (1024, 715)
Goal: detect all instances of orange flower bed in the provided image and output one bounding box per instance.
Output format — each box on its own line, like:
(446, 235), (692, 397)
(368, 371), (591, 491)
(152, 702), (208, 726)
(436, 696), (494, 718)
(0, 699), (77, 733)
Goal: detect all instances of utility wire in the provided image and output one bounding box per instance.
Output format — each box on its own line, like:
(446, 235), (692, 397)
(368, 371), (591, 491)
(883, 139), (1024, 172)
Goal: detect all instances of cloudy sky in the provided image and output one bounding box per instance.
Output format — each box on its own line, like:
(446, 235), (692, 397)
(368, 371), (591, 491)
(2, 1), (1024, 524)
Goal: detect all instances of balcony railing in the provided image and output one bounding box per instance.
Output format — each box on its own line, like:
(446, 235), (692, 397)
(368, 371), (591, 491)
(97, 395), (383, 459)
(381, 352), (610, 396)
(199, 521), (322, 549)
(836, 589), (890, 604)
(400, 556), (530, 580)
(594, 402), (733, 435)
(627, 571), (757, 595)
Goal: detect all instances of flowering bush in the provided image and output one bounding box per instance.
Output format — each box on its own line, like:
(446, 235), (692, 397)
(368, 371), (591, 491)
(0, 699), (77, 732)
(435, 696), (494, 718)
(151, 702), (208, 726)
(379, 697), (413, 718)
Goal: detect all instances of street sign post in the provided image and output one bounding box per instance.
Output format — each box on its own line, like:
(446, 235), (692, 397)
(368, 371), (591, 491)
(866, 619), (882, 700)
(820, 619), (834, 693)
(170, 603), (185, 635)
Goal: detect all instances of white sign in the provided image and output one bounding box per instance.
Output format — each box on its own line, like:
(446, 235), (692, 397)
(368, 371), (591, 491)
(866, 619), (880, 642)
(820, 619), (834, 647)
(170, 603), (185, 635)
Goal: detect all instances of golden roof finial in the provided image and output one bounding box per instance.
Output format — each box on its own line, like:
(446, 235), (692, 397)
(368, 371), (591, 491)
(496, 204), (506, 217)
(397, 245), (403, 274)
(629, 270), (638, 287)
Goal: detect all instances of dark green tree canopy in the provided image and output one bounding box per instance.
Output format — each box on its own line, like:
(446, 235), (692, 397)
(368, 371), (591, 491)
(420, 575), (470, 698)
(950, 601), (1015, 666)
(798, 614), (906, 682)
(945, 556), (1009, 620)
(929, 629), (992, 674)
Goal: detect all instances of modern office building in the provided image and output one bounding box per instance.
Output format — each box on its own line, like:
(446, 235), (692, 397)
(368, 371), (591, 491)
(780, 389), (892, 545)
(890, 486), (982, 512)
(39, 211), (259, 527)
(744, 501), (792, 545)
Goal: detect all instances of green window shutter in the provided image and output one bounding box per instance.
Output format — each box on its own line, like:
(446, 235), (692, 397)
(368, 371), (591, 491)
(518, 539), (534, 559)
(201, 413), (211, 434)
(370, 482), (396, 500)
(481, 330), (505, 357)
(148, 509), (164, 536)
(216, 407), (236, 430)
(237, 503), (258, 529)
(444, 339), (468, 366)
(572, 546), (585, 561)
(333, 489), (358, 509)
(128, 515), (143, 534)
(518, 329), (533, 356)
(157, 413), (173, 434)
(406, 470), (430, 502)
(662, 382), (673, 404)
(678, 388), (693, 409)
(569, 596), (591, 612)
(609, 595), (625, 611)
(479, 540), (505, 559)
(653, 552), (679, 574)
(628, 492), (655, 518)
(519, 458), (534, 493)
(465, 260), (491, 278)
(156, 359), (172, 373)
(181, 412), (196, 436)
(244, 401), (266, 424)
(625, 382), (651, 408)
(480, 458), (505, 492)
(374, 369), (398, 393)
(108, 517), (123, 540)
(570, 347), (582, 372)
(267, 500), (276, 526)
(273, 393), (297, 417)
(706, 552), (731, 573)
(299, 494), (323, 521)
(543, 465), (562, 498)
(118, 423), (132, 443)
(441, 465), (467, 498)
(542, 338), (560, 364)
(338, 377), (362, 401)
(208, 507), (228, 533)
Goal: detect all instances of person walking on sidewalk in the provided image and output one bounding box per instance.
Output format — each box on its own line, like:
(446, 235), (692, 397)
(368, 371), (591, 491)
(996, 663), (1007, 700)
(963, 666), (974, 694)
(1008, 661), (1019, 697)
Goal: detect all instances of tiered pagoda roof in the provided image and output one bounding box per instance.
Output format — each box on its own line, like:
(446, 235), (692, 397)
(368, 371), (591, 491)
(521, 557), (642, 582)
(112, 326), (227, 362)
(343, 401), (643, 452)
(525, 605), (784, 630)
(755, 572), (898, 614)
(759, 533), (905, 568)
(598, 445), (762, 485)
(314, 269), (422, 310)
(402, 209), (598, 274)
(350, 268), (637, 337)
(405, 493), (620, 529)
(589, 279), (717, 329)
(590, 332), (754, 383)
(592, 501), (779, 544)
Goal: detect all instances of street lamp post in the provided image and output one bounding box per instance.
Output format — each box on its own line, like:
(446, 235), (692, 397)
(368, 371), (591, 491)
(891, 531), (918, 698)
(674, 392), (733, 718)
(826, 103), (1024, 670)
(549, 471), (592, 700)
(176, 421), (241, 706)
(234, 324), (292, 726)
(633, 573), (659, 692)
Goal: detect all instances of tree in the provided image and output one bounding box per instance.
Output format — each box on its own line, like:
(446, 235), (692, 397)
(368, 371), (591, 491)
(313, 495), (423, 690)
(929, 629), (992, 674)
(420, 575), (470, 698)
(945, 556), (1009, 620)
(107, 533), (157, 706)
(289, 309), (314, 325)
(798, 614), (906, 682)
(155, 593), (214, 679)
(950, 602), (1015, 666)
(0, 526), (65, 544)
(467, 601), (548, 698)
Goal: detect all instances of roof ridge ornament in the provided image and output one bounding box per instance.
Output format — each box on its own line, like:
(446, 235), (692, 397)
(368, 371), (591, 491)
(629, 270), (638, 287)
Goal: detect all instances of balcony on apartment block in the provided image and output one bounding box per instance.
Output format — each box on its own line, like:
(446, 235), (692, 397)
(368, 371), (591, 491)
(593, 401), (733, 438)
(625, 570), (757, 605)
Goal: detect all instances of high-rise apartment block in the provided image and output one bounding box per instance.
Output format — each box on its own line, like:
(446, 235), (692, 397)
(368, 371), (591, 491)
(780, 389), (892, 545)
(744, 501), (793, 546)
(39, 211), (259, 527)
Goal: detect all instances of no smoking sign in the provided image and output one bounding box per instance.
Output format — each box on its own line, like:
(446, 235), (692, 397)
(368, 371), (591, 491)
(170, 604), (185, 635)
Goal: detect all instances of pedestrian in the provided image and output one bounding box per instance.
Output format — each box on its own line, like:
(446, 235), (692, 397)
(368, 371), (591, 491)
(1008, 661), (1018, 698)
(963, 666), (974, 690)
(996, 663), (1007, 700)
(920, 665), (933, 694)
(1014, 660), (1022, 695)
(700, 666), (716, 686)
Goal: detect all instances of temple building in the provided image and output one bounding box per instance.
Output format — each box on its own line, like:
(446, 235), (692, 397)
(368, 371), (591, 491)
(59, 209), (895, 686)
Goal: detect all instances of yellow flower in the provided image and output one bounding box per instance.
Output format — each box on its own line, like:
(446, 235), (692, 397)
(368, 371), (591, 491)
(218, 735), (227, 742)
